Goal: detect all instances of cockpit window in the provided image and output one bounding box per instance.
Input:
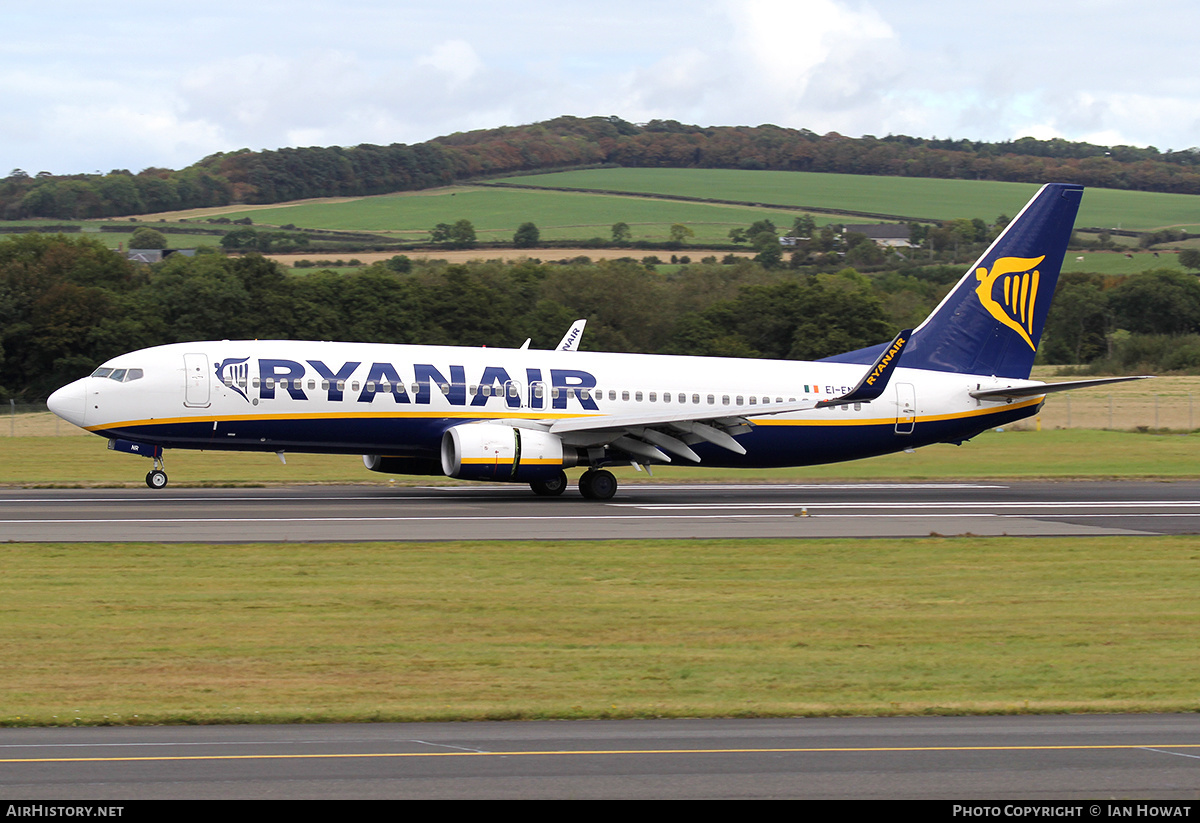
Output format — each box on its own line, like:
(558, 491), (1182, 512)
(96, 367), (143, 383)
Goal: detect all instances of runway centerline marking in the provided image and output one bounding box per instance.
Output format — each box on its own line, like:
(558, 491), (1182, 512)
(5, 742), (1200, 765)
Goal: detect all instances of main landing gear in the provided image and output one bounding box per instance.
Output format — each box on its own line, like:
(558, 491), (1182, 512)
(578, 469), (617, 500)
(527, 468), (619, 500)
(530, 469), (569, 497)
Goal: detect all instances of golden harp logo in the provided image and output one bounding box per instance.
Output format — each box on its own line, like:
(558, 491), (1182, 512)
(974, 255), (1045, 351)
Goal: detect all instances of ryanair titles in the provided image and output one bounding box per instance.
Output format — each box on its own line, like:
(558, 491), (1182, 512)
(864, 334), (907, 387)
(216, 358), (601, 411)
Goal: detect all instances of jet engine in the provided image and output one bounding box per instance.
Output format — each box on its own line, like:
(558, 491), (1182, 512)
(440, 422), (582, 482)
(362, 454), (444, 476)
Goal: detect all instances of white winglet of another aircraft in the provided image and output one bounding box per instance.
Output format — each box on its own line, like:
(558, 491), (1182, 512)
(556, 319), (586, 351)
(47, 183), (1148, 499)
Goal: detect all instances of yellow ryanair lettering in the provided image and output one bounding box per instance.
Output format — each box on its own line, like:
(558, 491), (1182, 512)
(974, 255), (1045, 351)
(864, 335), (906, 386)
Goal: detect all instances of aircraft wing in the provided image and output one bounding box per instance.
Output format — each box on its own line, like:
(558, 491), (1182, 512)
(543, 400), (816, 462)
(529, 329), (913, 464)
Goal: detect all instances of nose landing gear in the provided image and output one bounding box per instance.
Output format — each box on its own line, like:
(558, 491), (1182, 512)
(145, 455), (167, 489)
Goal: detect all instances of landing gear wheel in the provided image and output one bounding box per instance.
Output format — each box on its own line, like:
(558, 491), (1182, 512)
(530, 470), (568, 497)
(145, 469), (168, 489)
(578, 469), (617, 500)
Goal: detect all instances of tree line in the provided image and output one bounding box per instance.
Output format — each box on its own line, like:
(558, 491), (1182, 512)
(5, 115), (1199, 221)
(4, 233), (1199, 402)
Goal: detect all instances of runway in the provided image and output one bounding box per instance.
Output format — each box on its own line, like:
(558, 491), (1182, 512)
(2, 714), (1199, 799)
(3, 480), (1200, 541)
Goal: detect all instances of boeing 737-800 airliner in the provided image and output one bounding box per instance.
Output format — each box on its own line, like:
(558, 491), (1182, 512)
(46, 183), (1145, 499)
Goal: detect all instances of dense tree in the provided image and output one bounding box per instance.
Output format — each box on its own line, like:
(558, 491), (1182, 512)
(667, 223), (694, 246)
(129, 227), (168, 249)
(513, 222), (540, 248)
(1107, 269), (1200, 335)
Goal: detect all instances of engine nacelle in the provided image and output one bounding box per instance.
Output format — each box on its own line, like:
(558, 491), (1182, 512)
(362, 454), (444, 476)
(440, 423), (580, 482)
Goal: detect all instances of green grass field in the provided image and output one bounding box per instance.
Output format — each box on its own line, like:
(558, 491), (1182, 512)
(3, 536), (1198, 725)
(5, 427), (1200, 726)
(4, 428), (1200, 487)
(158, 170), (1200, 247)
(493, 169), (1200, 233)
(184, 186), (803, 245)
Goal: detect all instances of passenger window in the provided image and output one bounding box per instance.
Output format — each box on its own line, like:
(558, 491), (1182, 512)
(366, 381), (376, 392)
(649, 392), (657, 402)
(737, 396), (744, 404)
(722, 395), (730, 405)
(707, 394), (715, 404)
(635, 391), (643, 401)
(678, 393), (686, 403)
(321, 380), (329, 390)
(622, 391), (629, 401)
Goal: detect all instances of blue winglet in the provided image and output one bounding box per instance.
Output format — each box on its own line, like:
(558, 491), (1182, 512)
(816, 328), (912, 407)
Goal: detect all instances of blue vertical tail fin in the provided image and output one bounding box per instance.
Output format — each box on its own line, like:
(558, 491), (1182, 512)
(900, 183), (1083, 378)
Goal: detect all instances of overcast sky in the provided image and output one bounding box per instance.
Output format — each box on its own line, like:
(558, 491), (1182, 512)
(4, 0), (1198, 175)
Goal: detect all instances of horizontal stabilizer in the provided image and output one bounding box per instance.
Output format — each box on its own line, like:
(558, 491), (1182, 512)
(815, 329), (912, 408)
(969, 375), (1152, 400)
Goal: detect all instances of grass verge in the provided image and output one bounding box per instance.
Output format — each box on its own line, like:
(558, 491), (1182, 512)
(4, 428), (1200, 486)
(2, 536), (1198, 726)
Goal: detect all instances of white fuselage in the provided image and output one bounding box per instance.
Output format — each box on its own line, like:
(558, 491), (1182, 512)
(49, 340), (1044, 472)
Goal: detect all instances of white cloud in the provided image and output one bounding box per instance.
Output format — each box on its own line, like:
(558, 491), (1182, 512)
(3, 1), (1200, 173)
(416, 40), (485, 89)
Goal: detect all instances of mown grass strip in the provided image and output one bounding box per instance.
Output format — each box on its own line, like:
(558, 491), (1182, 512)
(2, 536), (1198, 726)
(4, 428), (1200, 487)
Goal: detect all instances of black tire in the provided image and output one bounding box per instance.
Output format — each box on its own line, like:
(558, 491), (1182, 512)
(145, 469), (168, 489)
(579, 469), (617, 500)
(530, 470), (568, 497)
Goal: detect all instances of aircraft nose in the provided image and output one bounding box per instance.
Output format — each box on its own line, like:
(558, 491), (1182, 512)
(47, 379), (87, 428)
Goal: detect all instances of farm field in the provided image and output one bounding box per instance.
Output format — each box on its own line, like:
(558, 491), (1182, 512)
(493, 168), (1200, 232)
(176, 185), (805, 245)
(127, 169), (1200, 247)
